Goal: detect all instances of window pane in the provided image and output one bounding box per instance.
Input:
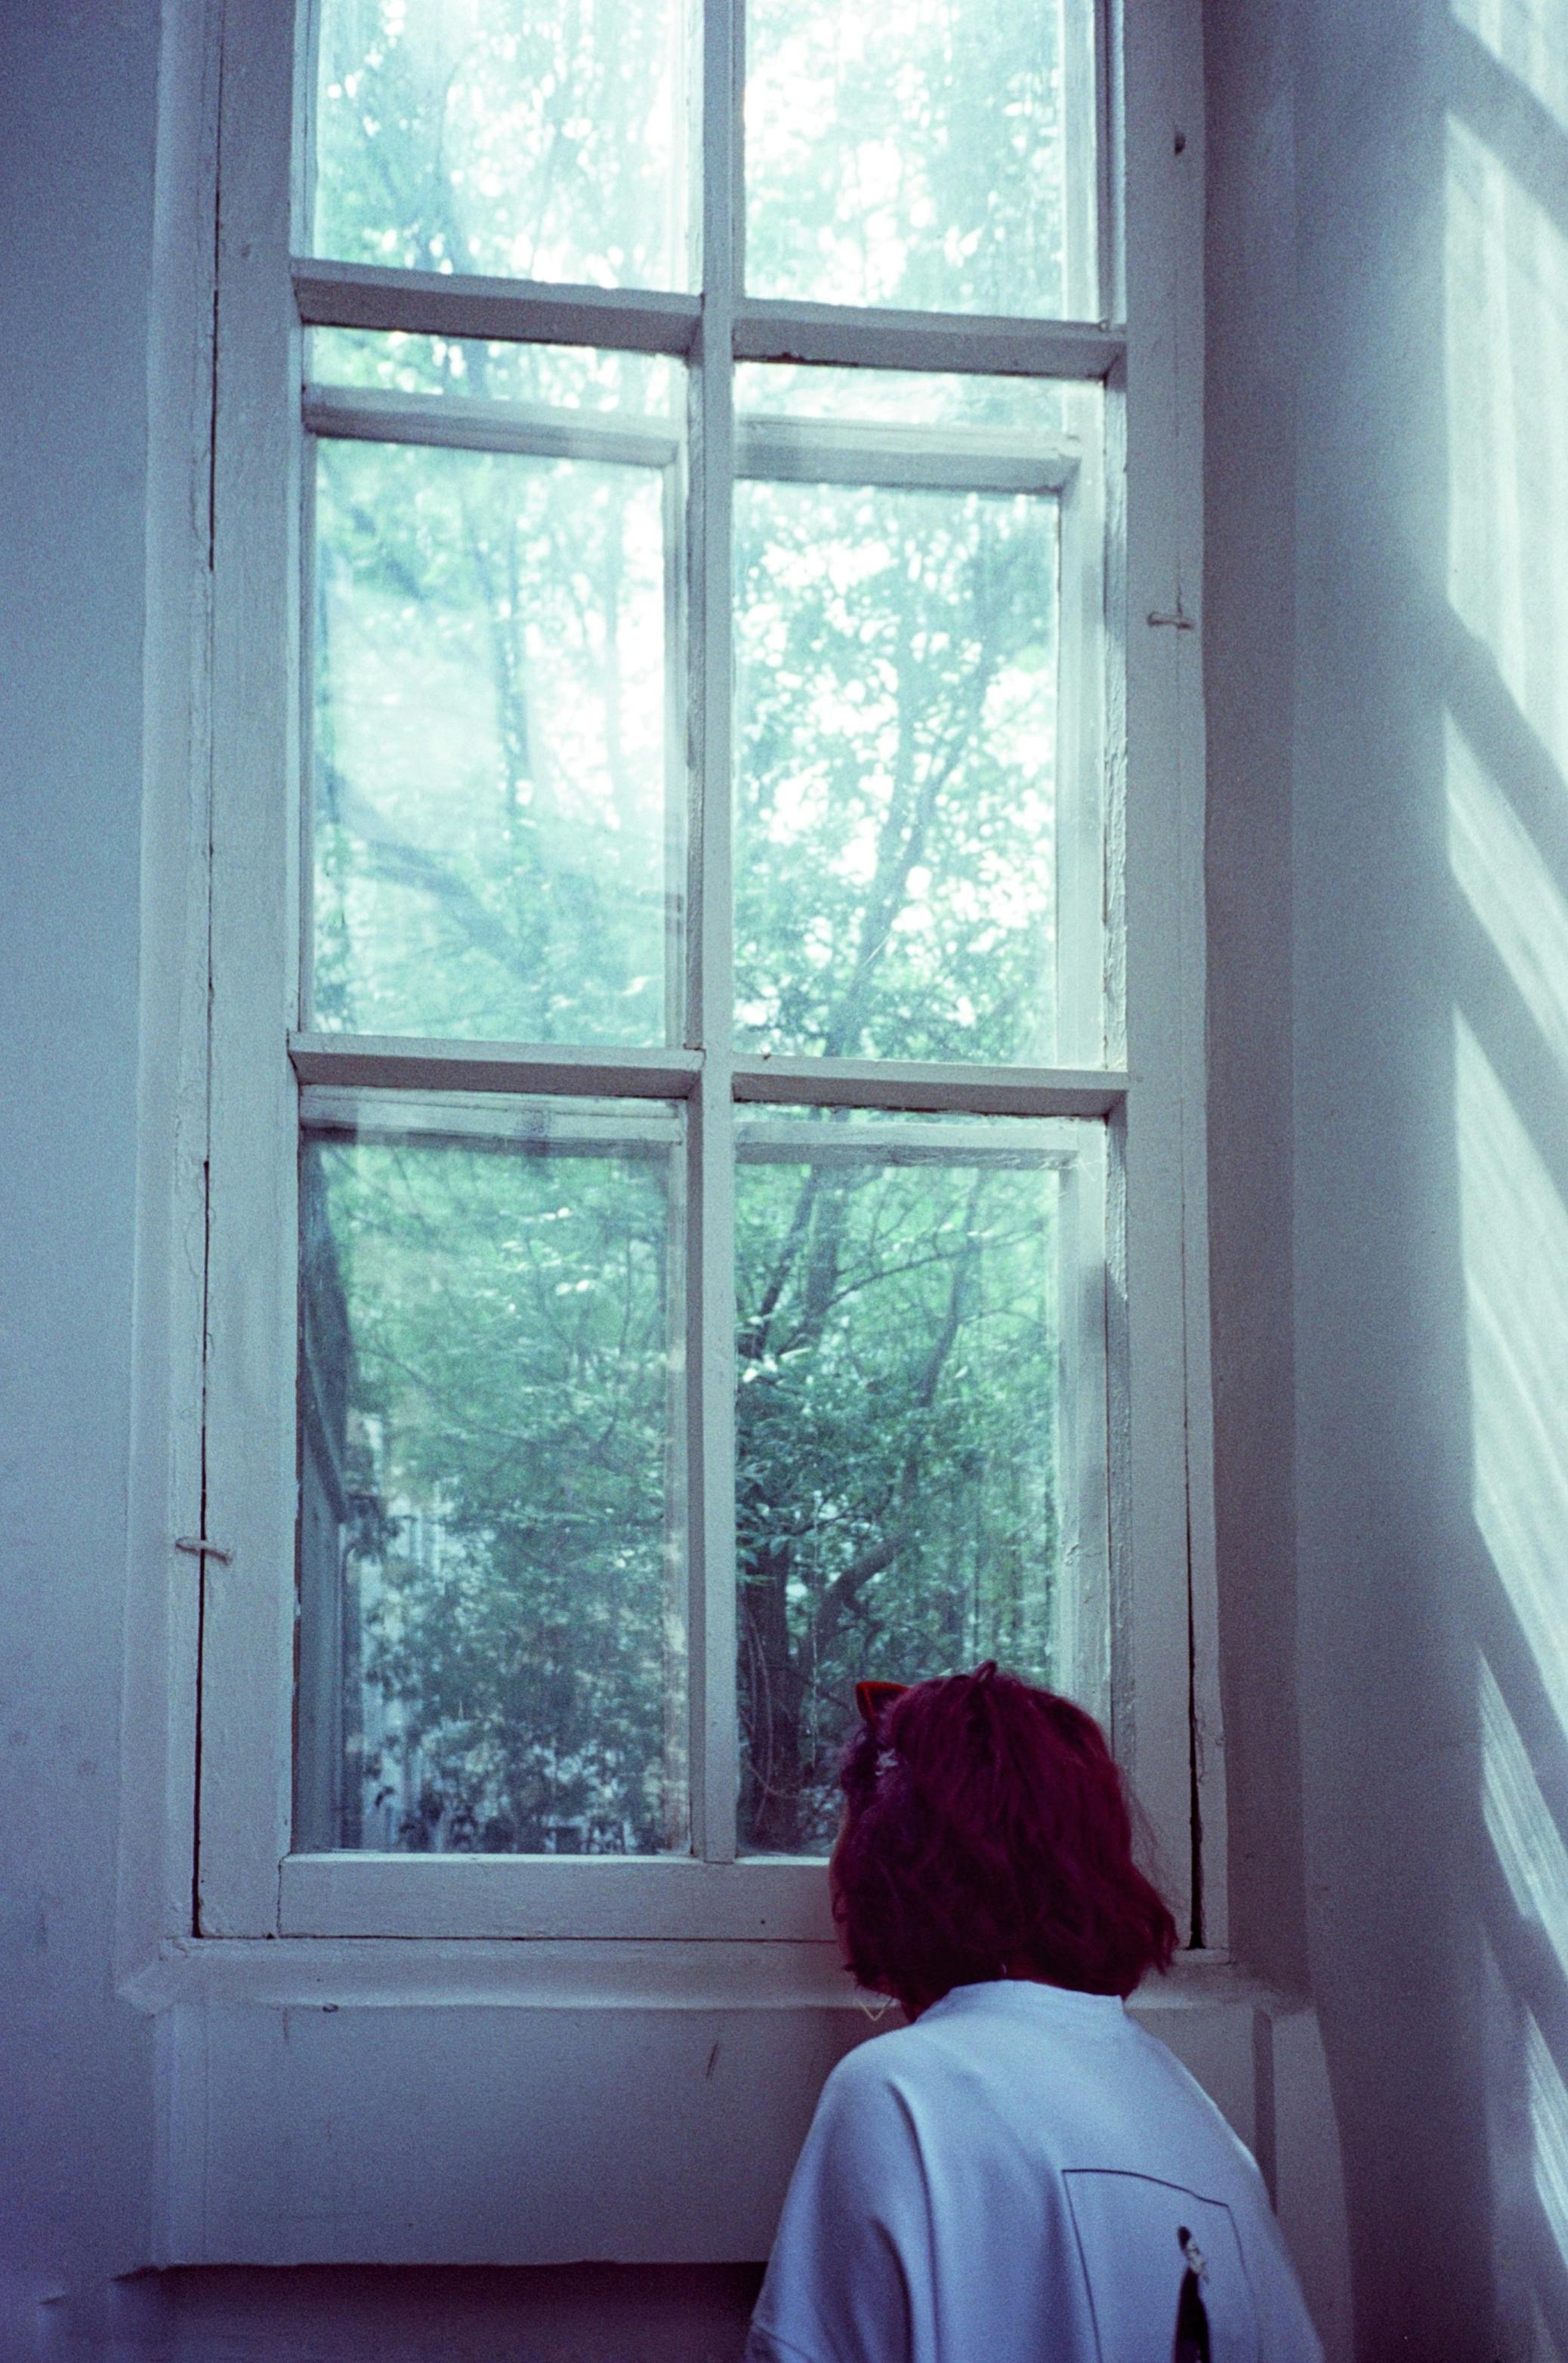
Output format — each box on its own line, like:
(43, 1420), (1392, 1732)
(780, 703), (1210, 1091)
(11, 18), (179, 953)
(296, 1097), (687, 1856)
(745, 0), (1097, 317)
(311, 0), (690, 290)
(311, 422), (680, 1043)
(736, 1116), (1102, 1855)
(735, 474), (1060, 1063)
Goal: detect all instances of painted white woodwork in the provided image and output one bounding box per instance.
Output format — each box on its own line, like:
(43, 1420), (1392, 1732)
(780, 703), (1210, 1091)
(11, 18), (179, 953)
(729, 1059), (1130, 1117)
(279, 1854), (835, 1940)
(688, 0), (743, 1864)
(298, 1089), (684, 1151)
(301, 385), (1088, 499)
(130, 1953), (1338, 2281)
(289, 1032), (702, 1098)
(292, 259), (1125, 383)
(293, 258), (703, 354)
(1116, 0), (1215, 1941)
(736, 419), (1076, 496)
(198, 0), (303, 1935)
(302, 385), (681, 470)
(115, 0), (223, 1989)
(289, 1035), (1131, 1117)
(731, 298), (1123, 381)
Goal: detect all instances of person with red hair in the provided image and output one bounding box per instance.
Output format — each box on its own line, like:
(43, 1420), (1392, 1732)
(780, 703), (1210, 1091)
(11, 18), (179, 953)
(745, 1665), (1321, 2363)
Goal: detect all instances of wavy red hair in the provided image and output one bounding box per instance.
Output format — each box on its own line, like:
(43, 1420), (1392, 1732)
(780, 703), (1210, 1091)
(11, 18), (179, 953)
(832, 1663), (1177, 2011)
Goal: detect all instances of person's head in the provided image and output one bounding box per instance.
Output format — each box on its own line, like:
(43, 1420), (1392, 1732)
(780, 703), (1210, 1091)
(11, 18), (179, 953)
(830, 1662), (1177, 2016)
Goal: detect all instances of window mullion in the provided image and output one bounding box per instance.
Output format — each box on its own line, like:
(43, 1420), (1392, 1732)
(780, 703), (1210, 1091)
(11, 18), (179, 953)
(687, 0), (742, 1864)
(292, 259), (702, 354)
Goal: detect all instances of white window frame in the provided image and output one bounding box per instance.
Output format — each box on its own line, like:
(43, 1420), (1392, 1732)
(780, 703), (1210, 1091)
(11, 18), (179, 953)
(184, 0), (1221, 1957)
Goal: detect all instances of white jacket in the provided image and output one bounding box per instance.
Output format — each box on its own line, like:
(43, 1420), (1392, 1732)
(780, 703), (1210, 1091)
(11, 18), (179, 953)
(746, 1978), (1323, 2363)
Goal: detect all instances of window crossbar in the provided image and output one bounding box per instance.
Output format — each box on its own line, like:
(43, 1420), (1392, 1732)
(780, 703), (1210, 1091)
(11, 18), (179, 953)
(293, 258), (1127, 382)
(302, 385), (1082, 497)
(289, 1034), (1128, 1119)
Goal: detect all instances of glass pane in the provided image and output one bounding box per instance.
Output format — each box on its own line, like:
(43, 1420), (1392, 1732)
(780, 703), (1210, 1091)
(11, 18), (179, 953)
(311, 424), (679, 1043)
(312, 0), (690, 290)
(295, 1098), (687, 1855)
(736, 1117), (1099, 1854)
(745, 0), (1097, 317)
(735, 474), (1060, 1062)
(310, 330), (676, 415)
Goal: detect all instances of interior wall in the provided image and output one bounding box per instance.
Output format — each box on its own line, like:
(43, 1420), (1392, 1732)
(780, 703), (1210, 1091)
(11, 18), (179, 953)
(0, 3), (163, 2355)
(1208, 0), (1568, 2351)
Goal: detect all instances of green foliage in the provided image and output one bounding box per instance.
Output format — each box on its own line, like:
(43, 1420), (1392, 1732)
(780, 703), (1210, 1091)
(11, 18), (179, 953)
(746, 0), (1076, 315)
(736, 1141), (1062, 1849)
(304, 1131), (683, 1852)
(296, 0), (1087, 1857)
(314, 0), (684, 288)
(314, 434), (671, 1046)
(735, 477), (1059, 1064)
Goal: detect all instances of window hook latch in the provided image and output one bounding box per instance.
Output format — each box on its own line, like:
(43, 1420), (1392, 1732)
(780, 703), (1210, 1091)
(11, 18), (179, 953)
(1147, 599), (1196, 632)
(174, 1535), (233, 1565)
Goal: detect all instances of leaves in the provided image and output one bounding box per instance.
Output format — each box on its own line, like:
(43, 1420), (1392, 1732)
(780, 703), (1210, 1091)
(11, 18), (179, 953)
(297, 0), (1086, 1861)
(736, 1143), (1061, 1850)
(301, 1134), (685, 1854)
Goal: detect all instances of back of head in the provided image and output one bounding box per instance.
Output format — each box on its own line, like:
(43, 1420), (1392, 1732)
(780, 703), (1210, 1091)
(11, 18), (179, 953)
(832, 1663), (1177, 2012)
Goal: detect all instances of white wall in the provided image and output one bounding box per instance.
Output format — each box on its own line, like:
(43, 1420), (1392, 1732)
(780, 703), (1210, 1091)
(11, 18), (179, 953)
(1208, 0), (1568, 2352)
(0, 2), (163, 2355)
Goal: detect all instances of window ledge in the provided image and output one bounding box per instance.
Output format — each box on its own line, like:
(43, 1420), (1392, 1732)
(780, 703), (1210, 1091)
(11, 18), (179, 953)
(277, 1851), (837, 1941)
(122, 1934), (1252, 2018)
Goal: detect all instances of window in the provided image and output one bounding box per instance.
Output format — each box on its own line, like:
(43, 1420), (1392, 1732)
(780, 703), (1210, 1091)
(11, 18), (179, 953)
(193, 0), (1211, 1948)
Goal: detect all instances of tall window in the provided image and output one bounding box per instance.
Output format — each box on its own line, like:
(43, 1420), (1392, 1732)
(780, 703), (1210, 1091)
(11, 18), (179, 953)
(197, 0), (1204, 1941)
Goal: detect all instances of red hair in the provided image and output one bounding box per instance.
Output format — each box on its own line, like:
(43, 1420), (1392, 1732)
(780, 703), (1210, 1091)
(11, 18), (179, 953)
(832, 1664), (1177, 2010)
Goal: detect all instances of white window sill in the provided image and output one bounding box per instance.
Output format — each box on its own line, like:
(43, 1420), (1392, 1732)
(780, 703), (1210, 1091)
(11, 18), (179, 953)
(277, 1852), (838, 1941)
(122, 1930), (1246, 2017)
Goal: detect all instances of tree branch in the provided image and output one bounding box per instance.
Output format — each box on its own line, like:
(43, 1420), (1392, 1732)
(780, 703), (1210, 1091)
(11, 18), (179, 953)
(320, 761), (535, 985)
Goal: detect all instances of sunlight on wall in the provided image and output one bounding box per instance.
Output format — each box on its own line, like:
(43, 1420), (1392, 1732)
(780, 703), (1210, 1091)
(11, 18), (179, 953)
(1527, 2009), (1568, 2265)
(1445, 109), (1568, 769)
(1446, 718), (1568, 1076)
(1455, 1019), (1568, 1736)
(1448, 0), (1568, 1762)
(1451, 0), (1568, 138)
(1446, 17), (1568, 2339)
(1481, 1652), (1568, 1982)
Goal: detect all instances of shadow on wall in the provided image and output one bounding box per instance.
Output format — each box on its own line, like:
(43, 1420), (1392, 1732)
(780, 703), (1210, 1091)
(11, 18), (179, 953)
(108, 2263), (767, 2363)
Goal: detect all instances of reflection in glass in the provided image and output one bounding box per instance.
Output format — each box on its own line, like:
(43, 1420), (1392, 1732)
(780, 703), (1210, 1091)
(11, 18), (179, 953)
(312, 432), (678, 1043)
(735, 477), (1060, 1062)
(295, 1100), (686, 1855)
(312, 0), (689, 291)
(736, 1119), (1088, 1854)
(745, 0), (1095, 317)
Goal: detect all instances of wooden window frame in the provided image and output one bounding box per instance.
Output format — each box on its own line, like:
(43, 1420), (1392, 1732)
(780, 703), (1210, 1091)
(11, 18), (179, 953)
(185, 0), (1222, 1960)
